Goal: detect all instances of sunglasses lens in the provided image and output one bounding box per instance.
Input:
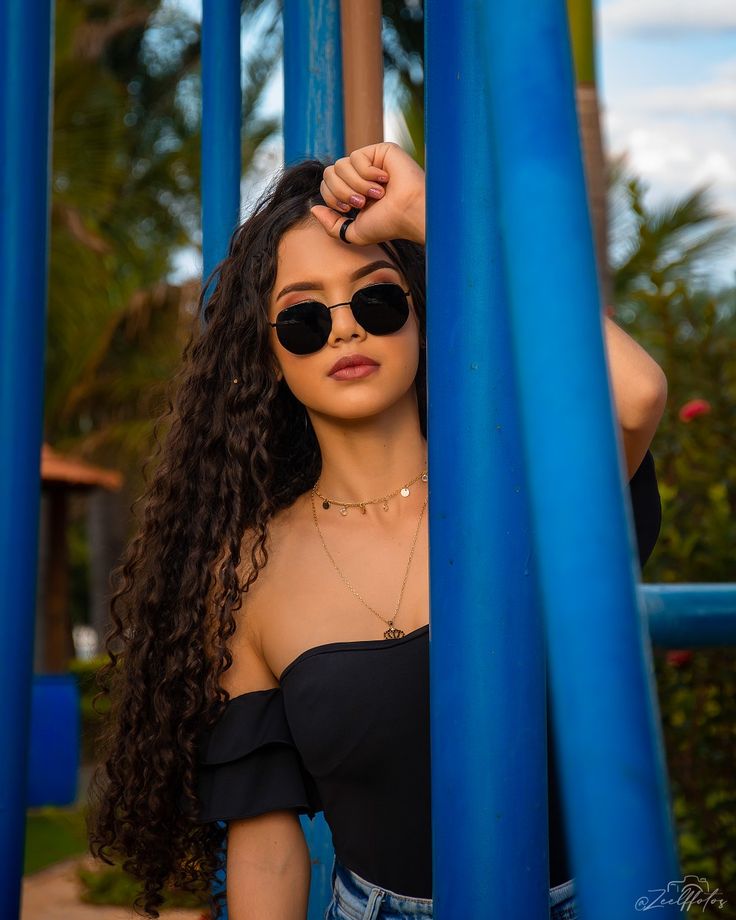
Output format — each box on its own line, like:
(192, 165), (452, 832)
(352, 283), (409, 334)
(273, 283), (410, 355)
(275, 301), (332, 355)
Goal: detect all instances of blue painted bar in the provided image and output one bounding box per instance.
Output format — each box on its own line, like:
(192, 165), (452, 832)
(301, 816), (336, 920)
(200, 3), (242, 912)
(26, 676), (81, 807)
(283, 0), (345, 165)
(478, 2), (682, 916)
(0, 0), (54, 914)
(201, 0), (242, 294)
(642, 585), (736, 647)
(425, 2), (549, 915)
(282, 3), (348, 913)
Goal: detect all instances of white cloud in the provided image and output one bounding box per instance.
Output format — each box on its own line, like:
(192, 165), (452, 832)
(603, 106), (736, 220)
(601, 57), (736, 238)
(600, 0), (736, 35)
(619, 58), (736, 116)
(604, 105), (736, 283)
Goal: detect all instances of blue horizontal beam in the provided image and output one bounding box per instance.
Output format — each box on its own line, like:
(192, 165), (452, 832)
(642, 584), (736, 647)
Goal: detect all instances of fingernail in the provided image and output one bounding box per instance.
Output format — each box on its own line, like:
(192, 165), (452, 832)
(349, 194), (365, 207)
(376, 175), (389, 183)
(366, 187), (383, 199)
(336, 201), (351, 211)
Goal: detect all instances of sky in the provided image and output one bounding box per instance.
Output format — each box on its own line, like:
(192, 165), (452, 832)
(171, 0), (736, 286)
(598, 0), (736, 285)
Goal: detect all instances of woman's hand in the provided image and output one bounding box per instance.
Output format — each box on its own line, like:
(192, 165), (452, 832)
(310, 142), (425, 246)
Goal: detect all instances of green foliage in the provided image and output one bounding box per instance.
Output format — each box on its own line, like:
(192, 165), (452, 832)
(611, 168), (736, 915)
(654, 651), (736, 918)
(24, 806), (90, 875)
(69, 655), (112, 763)
(68, 510), (91, 629)
(47, 0), (198, 437)
(77, 860), (210, 910)
(49, 0), (279, 503)
(610, 168), (736, 583)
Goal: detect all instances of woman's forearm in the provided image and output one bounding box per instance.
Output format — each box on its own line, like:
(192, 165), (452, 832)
(226, 812), (311, 920)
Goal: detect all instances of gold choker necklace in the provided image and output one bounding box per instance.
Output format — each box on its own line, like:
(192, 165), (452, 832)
(313, 466), (428, 516)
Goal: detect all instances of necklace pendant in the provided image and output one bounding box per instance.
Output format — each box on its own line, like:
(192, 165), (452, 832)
(382, 500), (389, 511)
(400, 487), (410, 497)
(384, 625), (405, 639)
(322, 500), (330, 510)
(339, 505), (348, 516)
(422, 472), (428, 482)
(359, 504), (367, 515)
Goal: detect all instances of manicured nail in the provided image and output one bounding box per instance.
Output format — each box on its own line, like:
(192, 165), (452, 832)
(366, 187), (383, 199)
(336, 201), (350, 211)
(349, 193), (365, 207)
(376, 175), (389, 183)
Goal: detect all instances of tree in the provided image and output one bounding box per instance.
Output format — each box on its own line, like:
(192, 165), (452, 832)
(47, 0), (281, 646)
(49, 0), (280, 494)
(609, 162), (736, 910)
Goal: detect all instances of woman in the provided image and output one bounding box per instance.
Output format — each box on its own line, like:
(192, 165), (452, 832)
(88, 142), (666, 920)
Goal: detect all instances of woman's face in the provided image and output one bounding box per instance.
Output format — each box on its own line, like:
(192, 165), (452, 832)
(267, 216), (421, 422)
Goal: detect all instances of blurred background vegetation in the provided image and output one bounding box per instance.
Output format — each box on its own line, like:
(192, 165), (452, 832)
(32, 0), (734, 914)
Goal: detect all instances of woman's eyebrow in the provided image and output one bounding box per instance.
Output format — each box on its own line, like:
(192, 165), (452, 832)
(275, 259), (399, 301)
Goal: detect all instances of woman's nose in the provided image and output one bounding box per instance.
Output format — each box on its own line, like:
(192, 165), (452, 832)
(328, 303), (366, 343)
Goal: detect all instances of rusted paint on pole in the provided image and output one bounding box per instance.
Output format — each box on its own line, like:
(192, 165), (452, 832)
(340, 0), (384, 151)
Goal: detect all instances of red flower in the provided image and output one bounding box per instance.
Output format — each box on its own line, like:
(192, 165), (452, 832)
(666, 650), (694, 668)
(679, 399), (711, 422)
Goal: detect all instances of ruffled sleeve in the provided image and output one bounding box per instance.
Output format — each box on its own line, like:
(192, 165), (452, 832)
(195, 687), (322, 823)
(628, 448), (662, 569)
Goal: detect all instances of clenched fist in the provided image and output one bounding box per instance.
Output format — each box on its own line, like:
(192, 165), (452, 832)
(310, 142), (426, 247)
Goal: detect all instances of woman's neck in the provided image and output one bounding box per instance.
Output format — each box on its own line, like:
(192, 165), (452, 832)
(308, 393), (426, 505)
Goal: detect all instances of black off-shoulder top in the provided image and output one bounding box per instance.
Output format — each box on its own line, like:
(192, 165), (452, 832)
(196, 449), (662, 899)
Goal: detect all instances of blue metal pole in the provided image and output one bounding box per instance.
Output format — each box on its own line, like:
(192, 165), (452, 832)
(201, 0), (242, 298)
(478, 2), (682, 916)
(283, 0), (344, 165)
(643, 584), (736, 647)
(425, 2), (549, 915)
(200, 4), (241, 911)
(0, 0), (54, 914)
(282, 6), (349, 912)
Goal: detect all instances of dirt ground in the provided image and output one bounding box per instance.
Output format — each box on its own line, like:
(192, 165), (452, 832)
(21, 854), (208, 920)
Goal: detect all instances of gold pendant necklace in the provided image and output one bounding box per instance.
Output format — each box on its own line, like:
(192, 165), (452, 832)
(310, 485), (429, 639)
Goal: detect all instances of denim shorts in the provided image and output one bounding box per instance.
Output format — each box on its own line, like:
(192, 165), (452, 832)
(324, 855), (579, 919)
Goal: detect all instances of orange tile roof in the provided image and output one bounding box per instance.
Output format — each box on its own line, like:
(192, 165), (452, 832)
(41, 442), (123, 491)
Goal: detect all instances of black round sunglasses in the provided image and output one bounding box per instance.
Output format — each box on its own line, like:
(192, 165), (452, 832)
(268, 282), (412, 355)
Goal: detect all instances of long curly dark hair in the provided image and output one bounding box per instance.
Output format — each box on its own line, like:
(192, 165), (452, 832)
(86, 157), (427, 918)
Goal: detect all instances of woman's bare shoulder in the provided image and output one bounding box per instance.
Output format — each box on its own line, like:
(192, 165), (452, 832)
(240, 490), (312, 586)
(231, 492), (313, 641)
(209, 496), (312, 694)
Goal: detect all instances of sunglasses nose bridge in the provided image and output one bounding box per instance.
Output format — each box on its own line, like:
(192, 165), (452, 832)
(327, 299), (356, 314)
(326, 298), (366, 339)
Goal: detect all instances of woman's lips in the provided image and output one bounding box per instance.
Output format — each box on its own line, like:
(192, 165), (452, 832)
(328, 363), (380, 380)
